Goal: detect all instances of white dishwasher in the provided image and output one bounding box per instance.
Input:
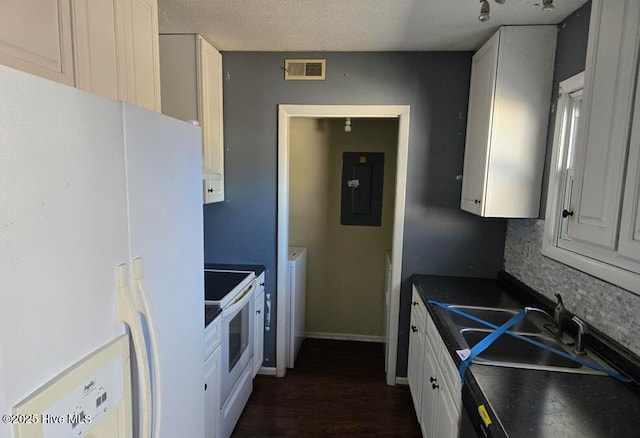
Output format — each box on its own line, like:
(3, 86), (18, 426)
(287, 247), (307, 368)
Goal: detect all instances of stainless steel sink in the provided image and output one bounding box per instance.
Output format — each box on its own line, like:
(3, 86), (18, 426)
(448, 305), (543, 333)
(460, 328), (607, 375)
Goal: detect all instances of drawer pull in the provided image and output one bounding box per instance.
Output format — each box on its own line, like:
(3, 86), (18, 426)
(432, 382), (439, 390)
(412, 301), (418, 306)
(411, 325), (417, 333)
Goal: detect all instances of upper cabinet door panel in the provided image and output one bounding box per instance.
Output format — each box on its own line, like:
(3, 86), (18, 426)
(0, 0), (74, 85)
(619, 69), (640, 263)
(71, 0), (120, 100)
(460, 31), (499, 216)
(564, 0), (640, 250)
(123, 0), (161, 111)
(199, 37), (225, 203)
(486, 26), (556, 217)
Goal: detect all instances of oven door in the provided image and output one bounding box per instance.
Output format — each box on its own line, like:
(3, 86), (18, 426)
(221, 280), (255, 404)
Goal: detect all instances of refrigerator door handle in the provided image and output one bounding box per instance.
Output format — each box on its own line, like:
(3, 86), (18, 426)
(116, 264), (152, 438)
(133, 257), (162, 438)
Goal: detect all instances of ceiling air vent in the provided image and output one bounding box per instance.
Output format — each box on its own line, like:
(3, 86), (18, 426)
(284, 59), (326, 80)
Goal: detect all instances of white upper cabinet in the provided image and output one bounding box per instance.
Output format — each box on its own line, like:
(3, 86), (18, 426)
(543, 0), (640, 294)
(159, 34), (225, 204)
(0, 0), (160, 111)
(461, 26), (557, 218)
(560, 0), (640, 253)
(120, 0), (161, 112)
(71, 0), (122, 100)
(0, 0), (74, 85)
(619, 69), (640, 262)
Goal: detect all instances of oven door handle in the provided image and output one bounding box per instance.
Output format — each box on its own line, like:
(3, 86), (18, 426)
(224, 282), (255, 316)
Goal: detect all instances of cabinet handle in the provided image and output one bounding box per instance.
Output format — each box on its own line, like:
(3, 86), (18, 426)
(256, 309), (261, 314)
(411, 325), (417, 333)
(430, 376), (436, 383)
(562, 209), (574, 218)
(412, 301), (418, 306)
(474, 199), (481, 205)
(207, 188), (213, 193)
(260, 282), (265, 287)
(204, 383), (208, 391)
(432, 382), (439, 390)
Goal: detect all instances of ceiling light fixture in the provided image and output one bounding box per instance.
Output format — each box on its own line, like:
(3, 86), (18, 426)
(542, 0), (554, 12)
(344, 118), (352, 133)
(479, 0), (490, 22)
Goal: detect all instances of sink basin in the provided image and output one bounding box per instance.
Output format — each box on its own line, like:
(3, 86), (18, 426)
(448, 305), (542, 333)
(460, 328), (606, 375)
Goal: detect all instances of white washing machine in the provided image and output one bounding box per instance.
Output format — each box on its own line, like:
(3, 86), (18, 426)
(287, 247), (307, 368)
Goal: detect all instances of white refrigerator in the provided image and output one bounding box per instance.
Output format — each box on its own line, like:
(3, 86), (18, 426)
(0, 64), (205, 438)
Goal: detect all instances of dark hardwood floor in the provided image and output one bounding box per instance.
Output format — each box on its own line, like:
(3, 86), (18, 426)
(232, 338), (422, 437)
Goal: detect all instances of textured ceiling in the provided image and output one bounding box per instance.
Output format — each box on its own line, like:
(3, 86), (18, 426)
(158, 0), (588, 51)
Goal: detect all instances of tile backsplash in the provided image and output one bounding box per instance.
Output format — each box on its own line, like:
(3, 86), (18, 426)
(504, 219), (640, 356)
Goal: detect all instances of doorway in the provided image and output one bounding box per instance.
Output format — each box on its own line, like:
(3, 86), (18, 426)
(277, 105), (410, 385)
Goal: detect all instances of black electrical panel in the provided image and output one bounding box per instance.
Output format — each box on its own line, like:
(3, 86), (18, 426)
(340, 152), (384, 226)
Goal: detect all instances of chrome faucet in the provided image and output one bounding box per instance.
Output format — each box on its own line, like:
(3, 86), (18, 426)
(524, 306), (561, 335)
(572, 316), (589, 355)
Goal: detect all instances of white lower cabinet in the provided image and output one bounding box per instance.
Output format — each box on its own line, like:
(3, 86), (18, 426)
(205, 345), (221, 438)
(419, 341), (438, 438)
(205, 315), (222, 438)
(253, 272), (265, 377)
(408, 289), (426, 415)
(410, 286), (461, 438)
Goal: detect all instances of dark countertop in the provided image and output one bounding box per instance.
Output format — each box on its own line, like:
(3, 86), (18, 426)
(204, 263), (266, 276)
(205, 304), (221, 328)
(412, 274), (640, 438)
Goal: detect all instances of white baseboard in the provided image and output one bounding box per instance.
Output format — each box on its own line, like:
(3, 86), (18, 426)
(395, 377), (409, 386)
(257, 366), (277, 376)
(305, 331), (385, 343)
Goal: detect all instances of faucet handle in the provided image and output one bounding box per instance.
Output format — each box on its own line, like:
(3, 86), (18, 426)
(572, 316), (589, 333)
(572, 316), (589, 355)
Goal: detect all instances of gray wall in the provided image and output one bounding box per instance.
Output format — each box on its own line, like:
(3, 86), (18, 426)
(204, 52), (507, 373)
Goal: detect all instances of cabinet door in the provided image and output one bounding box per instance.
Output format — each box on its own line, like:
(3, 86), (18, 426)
(199, 37), (225, 203)
(253, 292), (265, 377)
(121, 0), (161, 111)
(561, 0), (640, 252)
(407, 302), (425, 415)
(71, 0), (121, 100)
(419, 340), (439, 438)
(407, 291), (425, 412)
(619, 68), (640, 263)
(434, 384), (460, 438)
(0, 0), (74, 85)
(460, 31), (499, 215)
(204, 347), (221, 438)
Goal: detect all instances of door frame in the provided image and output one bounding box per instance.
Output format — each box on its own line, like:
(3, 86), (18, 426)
(277, 104), (410, 385)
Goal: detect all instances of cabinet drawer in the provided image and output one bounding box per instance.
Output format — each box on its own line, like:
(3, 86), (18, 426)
(425, 310), (440, 350)
(411, 288), (426, 320)
(205, 315), (222, 358)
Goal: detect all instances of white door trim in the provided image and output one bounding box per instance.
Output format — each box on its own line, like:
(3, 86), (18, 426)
(277, 104), (410, 385)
